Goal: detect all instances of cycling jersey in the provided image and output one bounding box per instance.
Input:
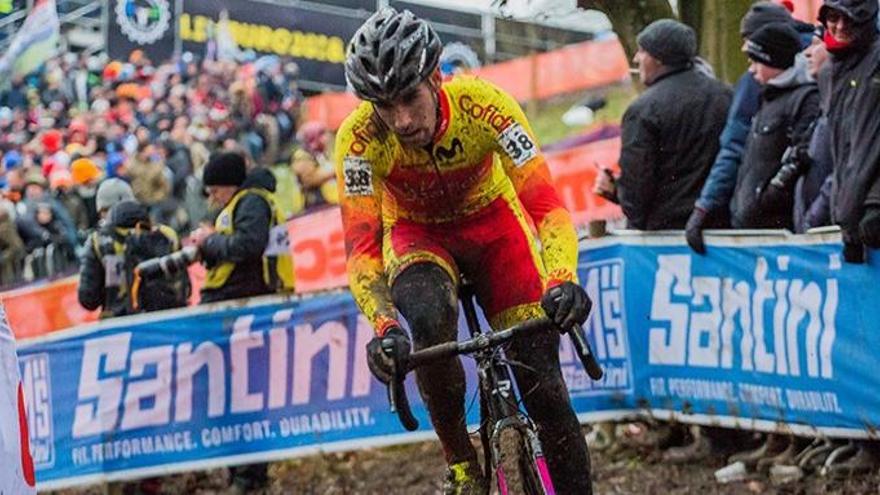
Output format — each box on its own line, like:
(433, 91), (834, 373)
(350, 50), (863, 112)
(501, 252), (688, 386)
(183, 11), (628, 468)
(335, 75), (579, 336)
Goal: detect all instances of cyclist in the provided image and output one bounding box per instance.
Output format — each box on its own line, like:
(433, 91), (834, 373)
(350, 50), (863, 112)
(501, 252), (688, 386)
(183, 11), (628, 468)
(336, 8), (593, 494)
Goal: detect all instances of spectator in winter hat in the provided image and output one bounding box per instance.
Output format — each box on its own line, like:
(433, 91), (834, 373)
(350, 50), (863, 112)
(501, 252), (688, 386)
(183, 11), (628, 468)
(594, 19), (732, 232)
(685, 1), (808, 254)
(729, 23), (819, 229)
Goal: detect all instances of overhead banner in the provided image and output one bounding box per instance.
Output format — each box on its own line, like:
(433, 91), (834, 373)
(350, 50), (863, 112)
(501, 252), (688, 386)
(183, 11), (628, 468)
(179, 0), (365, 88)
(17, 232), (880, 489)
(106, 0), (177, 64)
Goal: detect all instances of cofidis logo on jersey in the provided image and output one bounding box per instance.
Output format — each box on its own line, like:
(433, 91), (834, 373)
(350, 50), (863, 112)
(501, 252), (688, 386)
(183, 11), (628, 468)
(115, 0), (171, 45)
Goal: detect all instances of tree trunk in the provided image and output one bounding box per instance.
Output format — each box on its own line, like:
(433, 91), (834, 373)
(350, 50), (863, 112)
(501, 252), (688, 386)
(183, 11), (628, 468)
(577, 0), (753, 84)
(577, 0), (675, 60)
(694, 0), (753, 83)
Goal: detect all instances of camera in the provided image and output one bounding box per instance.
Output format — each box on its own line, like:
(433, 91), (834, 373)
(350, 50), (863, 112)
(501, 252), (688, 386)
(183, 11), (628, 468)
(136, 245), (199, 279)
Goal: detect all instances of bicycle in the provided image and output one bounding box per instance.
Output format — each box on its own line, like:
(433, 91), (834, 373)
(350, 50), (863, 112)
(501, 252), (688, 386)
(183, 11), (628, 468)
(384, 280), (604, 494)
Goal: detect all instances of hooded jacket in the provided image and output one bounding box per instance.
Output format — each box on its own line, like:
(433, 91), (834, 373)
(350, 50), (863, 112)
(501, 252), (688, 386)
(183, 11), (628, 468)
(825, 13), (880, 248)
(617, 65), (732, 230)
(731, 55), (820, 229)
(199, 168), (280, 303)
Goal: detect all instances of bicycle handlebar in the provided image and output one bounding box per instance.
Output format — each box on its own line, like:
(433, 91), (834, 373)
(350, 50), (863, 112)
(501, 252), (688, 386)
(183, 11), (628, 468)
(385, 317), (604, 431)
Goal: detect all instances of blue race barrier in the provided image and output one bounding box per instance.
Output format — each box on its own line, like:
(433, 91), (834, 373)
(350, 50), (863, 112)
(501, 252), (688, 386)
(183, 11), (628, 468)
(17, 231), (880, 489)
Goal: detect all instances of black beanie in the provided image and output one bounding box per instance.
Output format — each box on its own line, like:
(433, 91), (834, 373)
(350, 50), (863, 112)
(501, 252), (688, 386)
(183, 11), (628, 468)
(203, 152), (246, 187)
(636, 19), (697, 67)
(110, 200), (150, 229)
(746, 23), (802, 69)
(740, 1), (793, 38)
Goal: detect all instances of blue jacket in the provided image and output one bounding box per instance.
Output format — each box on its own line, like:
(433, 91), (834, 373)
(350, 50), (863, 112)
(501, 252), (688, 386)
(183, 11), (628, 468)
(695, 27), (813, 215)
(694, 73), (761, 213)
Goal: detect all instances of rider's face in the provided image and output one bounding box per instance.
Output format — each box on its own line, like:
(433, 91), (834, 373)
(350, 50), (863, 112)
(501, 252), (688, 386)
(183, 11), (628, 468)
(373, 75), (439, 148)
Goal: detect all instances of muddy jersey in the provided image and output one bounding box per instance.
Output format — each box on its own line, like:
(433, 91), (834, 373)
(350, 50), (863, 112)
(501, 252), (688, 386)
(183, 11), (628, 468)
(335, 75), (579, 335)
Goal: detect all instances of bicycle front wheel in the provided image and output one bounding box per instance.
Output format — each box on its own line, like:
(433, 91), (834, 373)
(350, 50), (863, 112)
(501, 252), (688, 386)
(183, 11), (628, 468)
(493, 427), (554, 495)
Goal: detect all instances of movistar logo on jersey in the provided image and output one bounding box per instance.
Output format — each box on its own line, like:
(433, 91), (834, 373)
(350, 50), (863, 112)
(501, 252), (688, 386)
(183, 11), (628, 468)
(115, 0), (171, 45)
(434, 137), (464, 163)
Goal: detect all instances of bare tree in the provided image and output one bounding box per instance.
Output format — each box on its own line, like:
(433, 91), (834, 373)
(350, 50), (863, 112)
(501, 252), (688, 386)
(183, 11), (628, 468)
(576, 0), (674, 60)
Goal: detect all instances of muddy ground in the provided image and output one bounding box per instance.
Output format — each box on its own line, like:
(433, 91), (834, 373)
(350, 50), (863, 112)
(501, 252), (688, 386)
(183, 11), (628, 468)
(51, 425), (880, 495)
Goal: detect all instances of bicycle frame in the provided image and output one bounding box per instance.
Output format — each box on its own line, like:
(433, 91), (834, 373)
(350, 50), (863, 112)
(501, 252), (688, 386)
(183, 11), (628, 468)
(384, 281), (602, 494)
(459, 282), (555, 495)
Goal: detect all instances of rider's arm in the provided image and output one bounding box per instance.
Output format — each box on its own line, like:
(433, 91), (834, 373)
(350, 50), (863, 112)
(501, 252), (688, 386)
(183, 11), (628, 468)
(334, 118), (399, 337)
(480, 80), (579, 287)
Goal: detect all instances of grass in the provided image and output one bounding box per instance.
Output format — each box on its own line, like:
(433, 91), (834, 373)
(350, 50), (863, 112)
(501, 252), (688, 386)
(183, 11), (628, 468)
(525, 83), (638, 147)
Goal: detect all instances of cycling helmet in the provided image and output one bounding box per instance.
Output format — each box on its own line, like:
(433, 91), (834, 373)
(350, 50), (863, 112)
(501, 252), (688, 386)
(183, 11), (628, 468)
(345, 7), (442, 103)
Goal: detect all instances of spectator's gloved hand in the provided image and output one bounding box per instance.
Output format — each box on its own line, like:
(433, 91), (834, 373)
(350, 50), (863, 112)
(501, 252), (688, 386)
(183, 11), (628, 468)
(366, 326), (411, 384)
(859, 206), (880, 248)
(685, 208), (708, 255)
(843, 241), (866, 264)
(541, 281), (592, 331)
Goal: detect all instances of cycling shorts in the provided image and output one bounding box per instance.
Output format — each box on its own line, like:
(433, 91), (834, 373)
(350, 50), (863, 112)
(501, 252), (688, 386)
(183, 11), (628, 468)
(384, 194), (546, 330)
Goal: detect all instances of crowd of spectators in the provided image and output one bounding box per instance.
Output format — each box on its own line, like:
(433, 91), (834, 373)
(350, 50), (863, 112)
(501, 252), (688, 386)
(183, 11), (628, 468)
(0, 48), (338, 288)
(595, 0), (880, 474)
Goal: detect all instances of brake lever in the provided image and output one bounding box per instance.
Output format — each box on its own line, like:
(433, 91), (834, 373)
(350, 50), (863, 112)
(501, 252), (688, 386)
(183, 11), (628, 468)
(567, 324), (604, 380)
(383, 339), (419, 431)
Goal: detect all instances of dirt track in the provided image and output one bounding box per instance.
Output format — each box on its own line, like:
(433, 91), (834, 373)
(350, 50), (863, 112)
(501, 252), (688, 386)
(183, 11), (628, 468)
(52, 427), (880, 495)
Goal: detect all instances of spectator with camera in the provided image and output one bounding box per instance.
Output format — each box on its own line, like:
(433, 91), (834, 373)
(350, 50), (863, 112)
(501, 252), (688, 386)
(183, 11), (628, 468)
(78, 182), (189, 318)
(686, 2), (812, 251)
(187, 152), (294, 492)
(191, 152), (295, 305)
(729, 23), (820, 230)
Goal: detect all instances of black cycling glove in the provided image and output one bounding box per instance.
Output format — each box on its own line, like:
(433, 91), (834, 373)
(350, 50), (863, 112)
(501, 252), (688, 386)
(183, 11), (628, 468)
(541, 282), (592, 331)
(366, 326), (411, 384)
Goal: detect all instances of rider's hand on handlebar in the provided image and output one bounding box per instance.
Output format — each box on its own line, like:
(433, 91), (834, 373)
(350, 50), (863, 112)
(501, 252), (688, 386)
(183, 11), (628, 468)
(541, 282), (592, 331)
(366, 326), (411, 384)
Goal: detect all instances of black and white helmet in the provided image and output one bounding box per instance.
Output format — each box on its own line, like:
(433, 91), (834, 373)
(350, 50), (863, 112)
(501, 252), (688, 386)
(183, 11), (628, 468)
(345, 8), (442, 103)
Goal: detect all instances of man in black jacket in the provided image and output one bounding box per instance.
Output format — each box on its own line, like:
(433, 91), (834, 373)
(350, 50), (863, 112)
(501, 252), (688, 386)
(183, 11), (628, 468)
(595, 19), (732, 230)
(191, 152), (295, 304)
(189, 152), (295, 493)
(730, 23), (820, 229)
(820, 0), (880, 263)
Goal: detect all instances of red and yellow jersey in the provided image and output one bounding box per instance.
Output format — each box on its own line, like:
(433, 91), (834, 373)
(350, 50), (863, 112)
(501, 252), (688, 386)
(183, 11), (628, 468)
(335, 75), (579, 335)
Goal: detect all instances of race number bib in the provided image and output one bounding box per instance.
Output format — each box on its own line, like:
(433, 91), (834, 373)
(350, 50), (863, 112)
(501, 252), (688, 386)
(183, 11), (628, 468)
(342, 157), (374, 196)
(498, 122), (538, 167)
(264, 225), (291, 257)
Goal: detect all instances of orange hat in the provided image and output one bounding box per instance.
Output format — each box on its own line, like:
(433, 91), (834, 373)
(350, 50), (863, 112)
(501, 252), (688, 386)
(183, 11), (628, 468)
(103, 61), (123, 82)
(41, 129), (63, 154)
(70, 157), (102, 185)
(116, 83), (140, 100)
(49, 169), (73, 190)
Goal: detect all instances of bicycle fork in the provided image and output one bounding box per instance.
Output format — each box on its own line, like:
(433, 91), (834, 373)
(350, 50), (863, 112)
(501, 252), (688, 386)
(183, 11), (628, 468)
(479, 356), (556, 495)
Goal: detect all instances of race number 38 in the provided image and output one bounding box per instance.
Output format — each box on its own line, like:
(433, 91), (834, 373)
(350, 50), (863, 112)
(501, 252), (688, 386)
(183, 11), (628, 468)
(499, 123), (537, 167)
(343, 157), (374, 196)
